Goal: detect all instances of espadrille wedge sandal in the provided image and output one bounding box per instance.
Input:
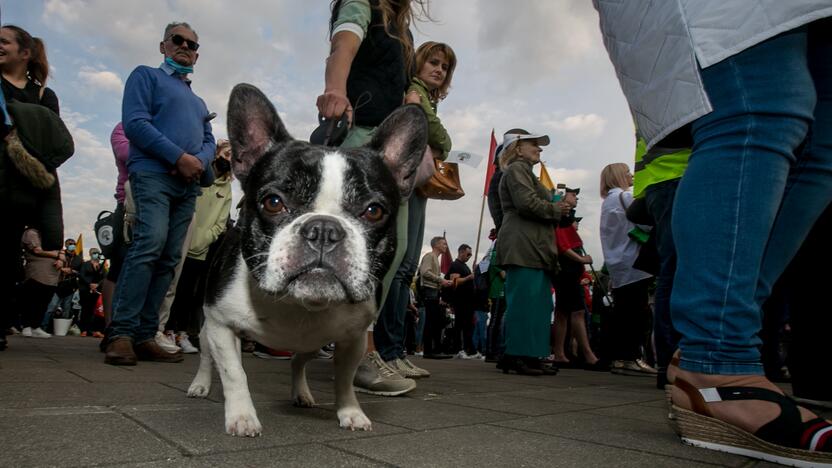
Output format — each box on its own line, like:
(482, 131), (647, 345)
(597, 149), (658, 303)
(667, 377), (832, 467)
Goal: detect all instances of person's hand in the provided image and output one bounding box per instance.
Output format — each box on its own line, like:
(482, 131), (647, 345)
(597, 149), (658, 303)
(556, 201), (571, 216)
(441, 279), (452, 288)
(316, 89), (353, 125)
(404, 91), (421, 105)
(582, 255), (593, 265)
(175, 153), (203, 183)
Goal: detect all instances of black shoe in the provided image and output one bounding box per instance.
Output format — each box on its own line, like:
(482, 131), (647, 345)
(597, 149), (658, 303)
(583, 360), (611, 372)
(0, 335), (6, 351)
(499, 355), (542, 376)
(424, 353), (453, 360)
(656, 370), (669, 389)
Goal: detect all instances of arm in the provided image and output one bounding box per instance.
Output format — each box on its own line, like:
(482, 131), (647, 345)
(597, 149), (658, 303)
(40, 87), (60, 116)
(418, 255), (442, 283)
(317, 31), (361, 122)
(189, 190), (232, 252)
(408, 84), (452, 160)
(193, 103), (217, 170)
(110, 123), (130, 165)
(504, 164), (564, 221)
(122, 67), (186, 166)
(563, 249), (592, 264)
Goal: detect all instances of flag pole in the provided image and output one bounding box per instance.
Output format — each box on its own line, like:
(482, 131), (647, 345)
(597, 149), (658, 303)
(474, 130), (498, 263)
(473, 195), (487, 263)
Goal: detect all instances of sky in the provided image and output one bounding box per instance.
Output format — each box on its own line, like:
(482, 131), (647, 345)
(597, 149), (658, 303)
(3, 0), (636, 265)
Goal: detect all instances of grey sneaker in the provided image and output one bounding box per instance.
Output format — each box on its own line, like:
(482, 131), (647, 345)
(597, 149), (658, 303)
(387, 357), (430, 379)
(354, 351), (416, 396)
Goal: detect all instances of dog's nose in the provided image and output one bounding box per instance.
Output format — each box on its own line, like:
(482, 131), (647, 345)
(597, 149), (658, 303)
(301, 215), (346, 252)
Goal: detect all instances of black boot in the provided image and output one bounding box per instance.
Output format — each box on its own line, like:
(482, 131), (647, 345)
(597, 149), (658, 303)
(499, 355), (543, 376)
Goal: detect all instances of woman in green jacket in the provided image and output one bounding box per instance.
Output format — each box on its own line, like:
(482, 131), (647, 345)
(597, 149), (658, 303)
(496, 130), (570, 375)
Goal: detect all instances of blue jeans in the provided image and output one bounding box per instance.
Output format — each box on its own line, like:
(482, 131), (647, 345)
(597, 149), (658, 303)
(109, 172), (198, 343)
(672, 21), (832, 375)
(645, 179), (681, 372)
(472, 310), (488, 354)
(374, 194), (427, 361)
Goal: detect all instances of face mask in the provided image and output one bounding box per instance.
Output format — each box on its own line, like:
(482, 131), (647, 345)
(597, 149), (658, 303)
(164, 56), (194, 75)
(67, 245), (76, 253)
(214, 157), (231, 174)
(92, 253), (100, 260)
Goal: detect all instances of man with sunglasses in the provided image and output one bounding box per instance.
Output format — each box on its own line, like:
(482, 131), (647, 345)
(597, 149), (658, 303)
(105, 21), (216, 366)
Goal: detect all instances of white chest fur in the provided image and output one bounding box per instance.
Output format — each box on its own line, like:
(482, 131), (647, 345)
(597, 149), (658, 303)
(205, 254), (376, 353)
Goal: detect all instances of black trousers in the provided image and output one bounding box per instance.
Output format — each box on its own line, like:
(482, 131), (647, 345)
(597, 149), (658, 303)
(20, 279), (56, 329)
(610, 278), (652, 361)
(168, 257), (208, 334)
(451, 302), (475, 355)
(421, 288), (444, 355)
(486, 296), (506, 358)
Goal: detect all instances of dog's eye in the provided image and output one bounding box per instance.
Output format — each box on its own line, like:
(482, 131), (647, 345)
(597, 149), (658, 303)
(261, 194), (287, 215)
(361, 203), (385, 222)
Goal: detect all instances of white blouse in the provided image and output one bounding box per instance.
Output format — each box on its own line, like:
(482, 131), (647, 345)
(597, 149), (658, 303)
(599, 187), (653, 289)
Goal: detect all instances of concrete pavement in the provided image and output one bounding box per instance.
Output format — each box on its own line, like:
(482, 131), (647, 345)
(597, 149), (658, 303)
(1, 336), (824, 467)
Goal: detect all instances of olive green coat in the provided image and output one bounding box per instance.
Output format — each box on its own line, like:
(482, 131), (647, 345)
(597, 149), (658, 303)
(496, 160), (561, 271)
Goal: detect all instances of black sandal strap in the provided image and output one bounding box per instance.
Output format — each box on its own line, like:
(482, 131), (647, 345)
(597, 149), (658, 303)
(702, 386), (831, 451)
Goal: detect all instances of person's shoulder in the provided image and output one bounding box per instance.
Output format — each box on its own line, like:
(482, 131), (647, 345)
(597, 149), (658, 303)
(128, 65), (160, 80)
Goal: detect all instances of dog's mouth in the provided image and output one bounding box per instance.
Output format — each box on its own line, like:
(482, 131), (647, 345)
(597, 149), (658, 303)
(281, 265), (361, 306)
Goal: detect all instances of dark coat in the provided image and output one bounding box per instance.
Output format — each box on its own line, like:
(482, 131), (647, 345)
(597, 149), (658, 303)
(495, 160), (561, 271)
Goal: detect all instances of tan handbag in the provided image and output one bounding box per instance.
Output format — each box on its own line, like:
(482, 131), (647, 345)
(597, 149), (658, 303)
(416, 158), (465, 200)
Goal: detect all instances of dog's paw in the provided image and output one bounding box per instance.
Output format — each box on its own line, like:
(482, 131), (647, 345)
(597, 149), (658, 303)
(225, 411), (262, 437)
(293, 392), (316, 408)
(186, 382), (211, 398)
(337, 407), (372, 431)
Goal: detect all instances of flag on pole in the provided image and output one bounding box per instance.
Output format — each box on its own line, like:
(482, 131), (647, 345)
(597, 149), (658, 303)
(440, 231), (453, 275)
(539, 162), (555, 190)
(482, 130), (497, 196)
(447, 150), (484, 168)
(76, 233), (84, 260)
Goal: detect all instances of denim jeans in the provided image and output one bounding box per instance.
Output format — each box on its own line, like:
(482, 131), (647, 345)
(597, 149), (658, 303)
(109, 172), (198, 343)
(472, 310), (488, 354)
(374, 194), (427, 361)
(672, 21), (832, 375)
(644, 178), (681, 372)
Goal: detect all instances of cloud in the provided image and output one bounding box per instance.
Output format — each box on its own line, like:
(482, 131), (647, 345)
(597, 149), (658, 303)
(78, 67), (124, 93)
(548, 113), (606, 138)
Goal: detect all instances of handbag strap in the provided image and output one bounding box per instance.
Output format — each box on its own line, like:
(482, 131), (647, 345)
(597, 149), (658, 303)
(618, 191), (630, 211)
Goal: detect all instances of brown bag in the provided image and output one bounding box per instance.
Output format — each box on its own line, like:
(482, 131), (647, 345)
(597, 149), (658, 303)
(416, 158), (465, 200)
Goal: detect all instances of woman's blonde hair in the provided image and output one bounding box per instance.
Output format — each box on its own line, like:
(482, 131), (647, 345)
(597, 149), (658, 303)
(600, 162), (632, 198)
(414, 41), (456, 101)
(498, 141), (524, 171)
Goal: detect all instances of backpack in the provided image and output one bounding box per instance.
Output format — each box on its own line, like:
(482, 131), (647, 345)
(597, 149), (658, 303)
(94, 210), (118, 258)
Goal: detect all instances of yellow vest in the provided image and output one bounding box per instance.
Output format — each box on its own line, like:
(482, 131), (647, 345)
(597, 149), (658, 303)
(633, 137), (690, 198)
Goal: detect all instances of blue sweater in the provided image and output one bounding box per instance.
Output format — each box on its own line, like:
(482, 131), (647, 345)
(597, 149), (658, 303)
(122, 65), (215, 175)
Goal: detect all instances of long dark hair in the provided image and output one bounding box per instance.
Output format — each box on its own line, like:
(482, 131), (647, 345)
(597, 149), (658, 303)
(2, 25), (50, 87)
(329, 0), (430, 74)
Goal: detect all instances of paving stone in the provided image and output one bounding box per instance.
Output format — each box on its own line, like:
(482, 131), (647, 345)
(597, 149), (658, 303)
(504, 386), (664, 408)
(0, 381), (208, 409)
(328, 423), (719, 468)
(116, 444), (388, 467)
(493, 409), (751, 466)
(0, 410), (179, 467)
(426, 392), (594, 416)
(354, 398), (523, 430)
(125, 400), (408, 455)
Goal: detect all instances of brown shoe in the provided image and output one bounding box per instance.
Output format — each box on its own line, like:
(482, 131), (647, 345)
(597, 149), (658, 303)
(135, 339), (184, 363)
(105, 336), (137, 366)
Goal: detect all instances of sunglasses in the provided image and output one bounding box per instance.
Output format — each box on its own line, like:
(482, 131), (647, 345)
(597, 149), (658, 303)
(167, 34), (199, 51)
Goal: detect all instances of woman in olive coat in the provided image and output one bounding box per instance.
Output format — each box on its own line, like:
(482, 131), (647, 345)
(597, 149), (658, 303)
(496, 130), (570, 375)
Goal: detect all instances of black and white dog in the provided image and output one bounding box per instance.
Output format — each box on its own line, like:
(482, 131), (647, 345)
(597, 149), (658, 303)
(186, 84), (427, 436)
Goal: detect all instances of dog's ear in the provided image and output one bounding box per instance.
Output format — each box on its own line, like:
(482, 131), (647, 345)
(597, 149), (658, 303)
(227, 83), (292, 185)
(367, 104), (428, 198)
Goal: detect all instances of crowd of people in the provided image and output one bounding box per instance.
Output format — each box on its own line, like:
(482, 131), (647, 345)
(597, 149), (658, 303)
(1, 1), (830, 465)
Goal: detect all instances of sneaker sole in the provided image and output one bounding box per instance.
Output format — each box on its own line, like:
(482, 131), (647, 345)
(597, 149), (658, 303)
(354, 382), (416, 397)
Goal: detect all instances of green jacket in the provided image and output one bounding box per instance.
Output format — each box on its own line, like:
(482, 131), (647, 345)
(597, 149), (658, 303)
(188, 174), (232, 261)
(407, 77), (451, 160)
(496, 160), (561, 271)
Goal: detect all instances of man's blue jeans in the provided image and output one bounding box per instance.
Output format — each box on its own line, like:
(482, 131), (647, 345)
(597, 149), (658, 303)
(644, 179), (681, 372)
(672, 21), (832, 375)
(374, 194), (427, 362)
(109, 172), (198, 343)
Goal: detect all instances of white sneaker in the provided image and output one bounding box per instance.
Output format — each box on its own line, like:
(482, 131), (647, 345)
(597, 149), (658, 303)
(155, 331), (181, 353)
(21, 327), (33, 337)
(31, 328), (51, 338)
(394, 357), (431, 378)
(67, 324), (81, 336)
(470, 352), (484, 360)
(455, 350), (472, 359)
(9, 326), (21, 335)
(176, 333), (198, 354)
(353, 352), (416, 396)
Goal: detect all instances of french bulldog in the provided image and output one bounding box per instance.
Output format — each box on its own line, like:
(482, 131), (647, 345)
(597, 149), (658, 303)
(186, 83), (427, 436)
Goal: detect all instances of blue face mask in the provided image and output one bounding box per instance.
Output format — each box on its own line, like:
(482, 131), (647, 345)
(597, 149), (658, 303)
(92, 253), (100, 260)
(67, 245), (76, 253)
(165, 57), (194, 75)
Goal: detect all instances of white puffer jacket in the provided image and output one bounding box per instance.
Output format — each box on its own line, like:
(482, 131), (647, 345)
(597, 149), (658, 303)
(593, 0), (832, 150)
